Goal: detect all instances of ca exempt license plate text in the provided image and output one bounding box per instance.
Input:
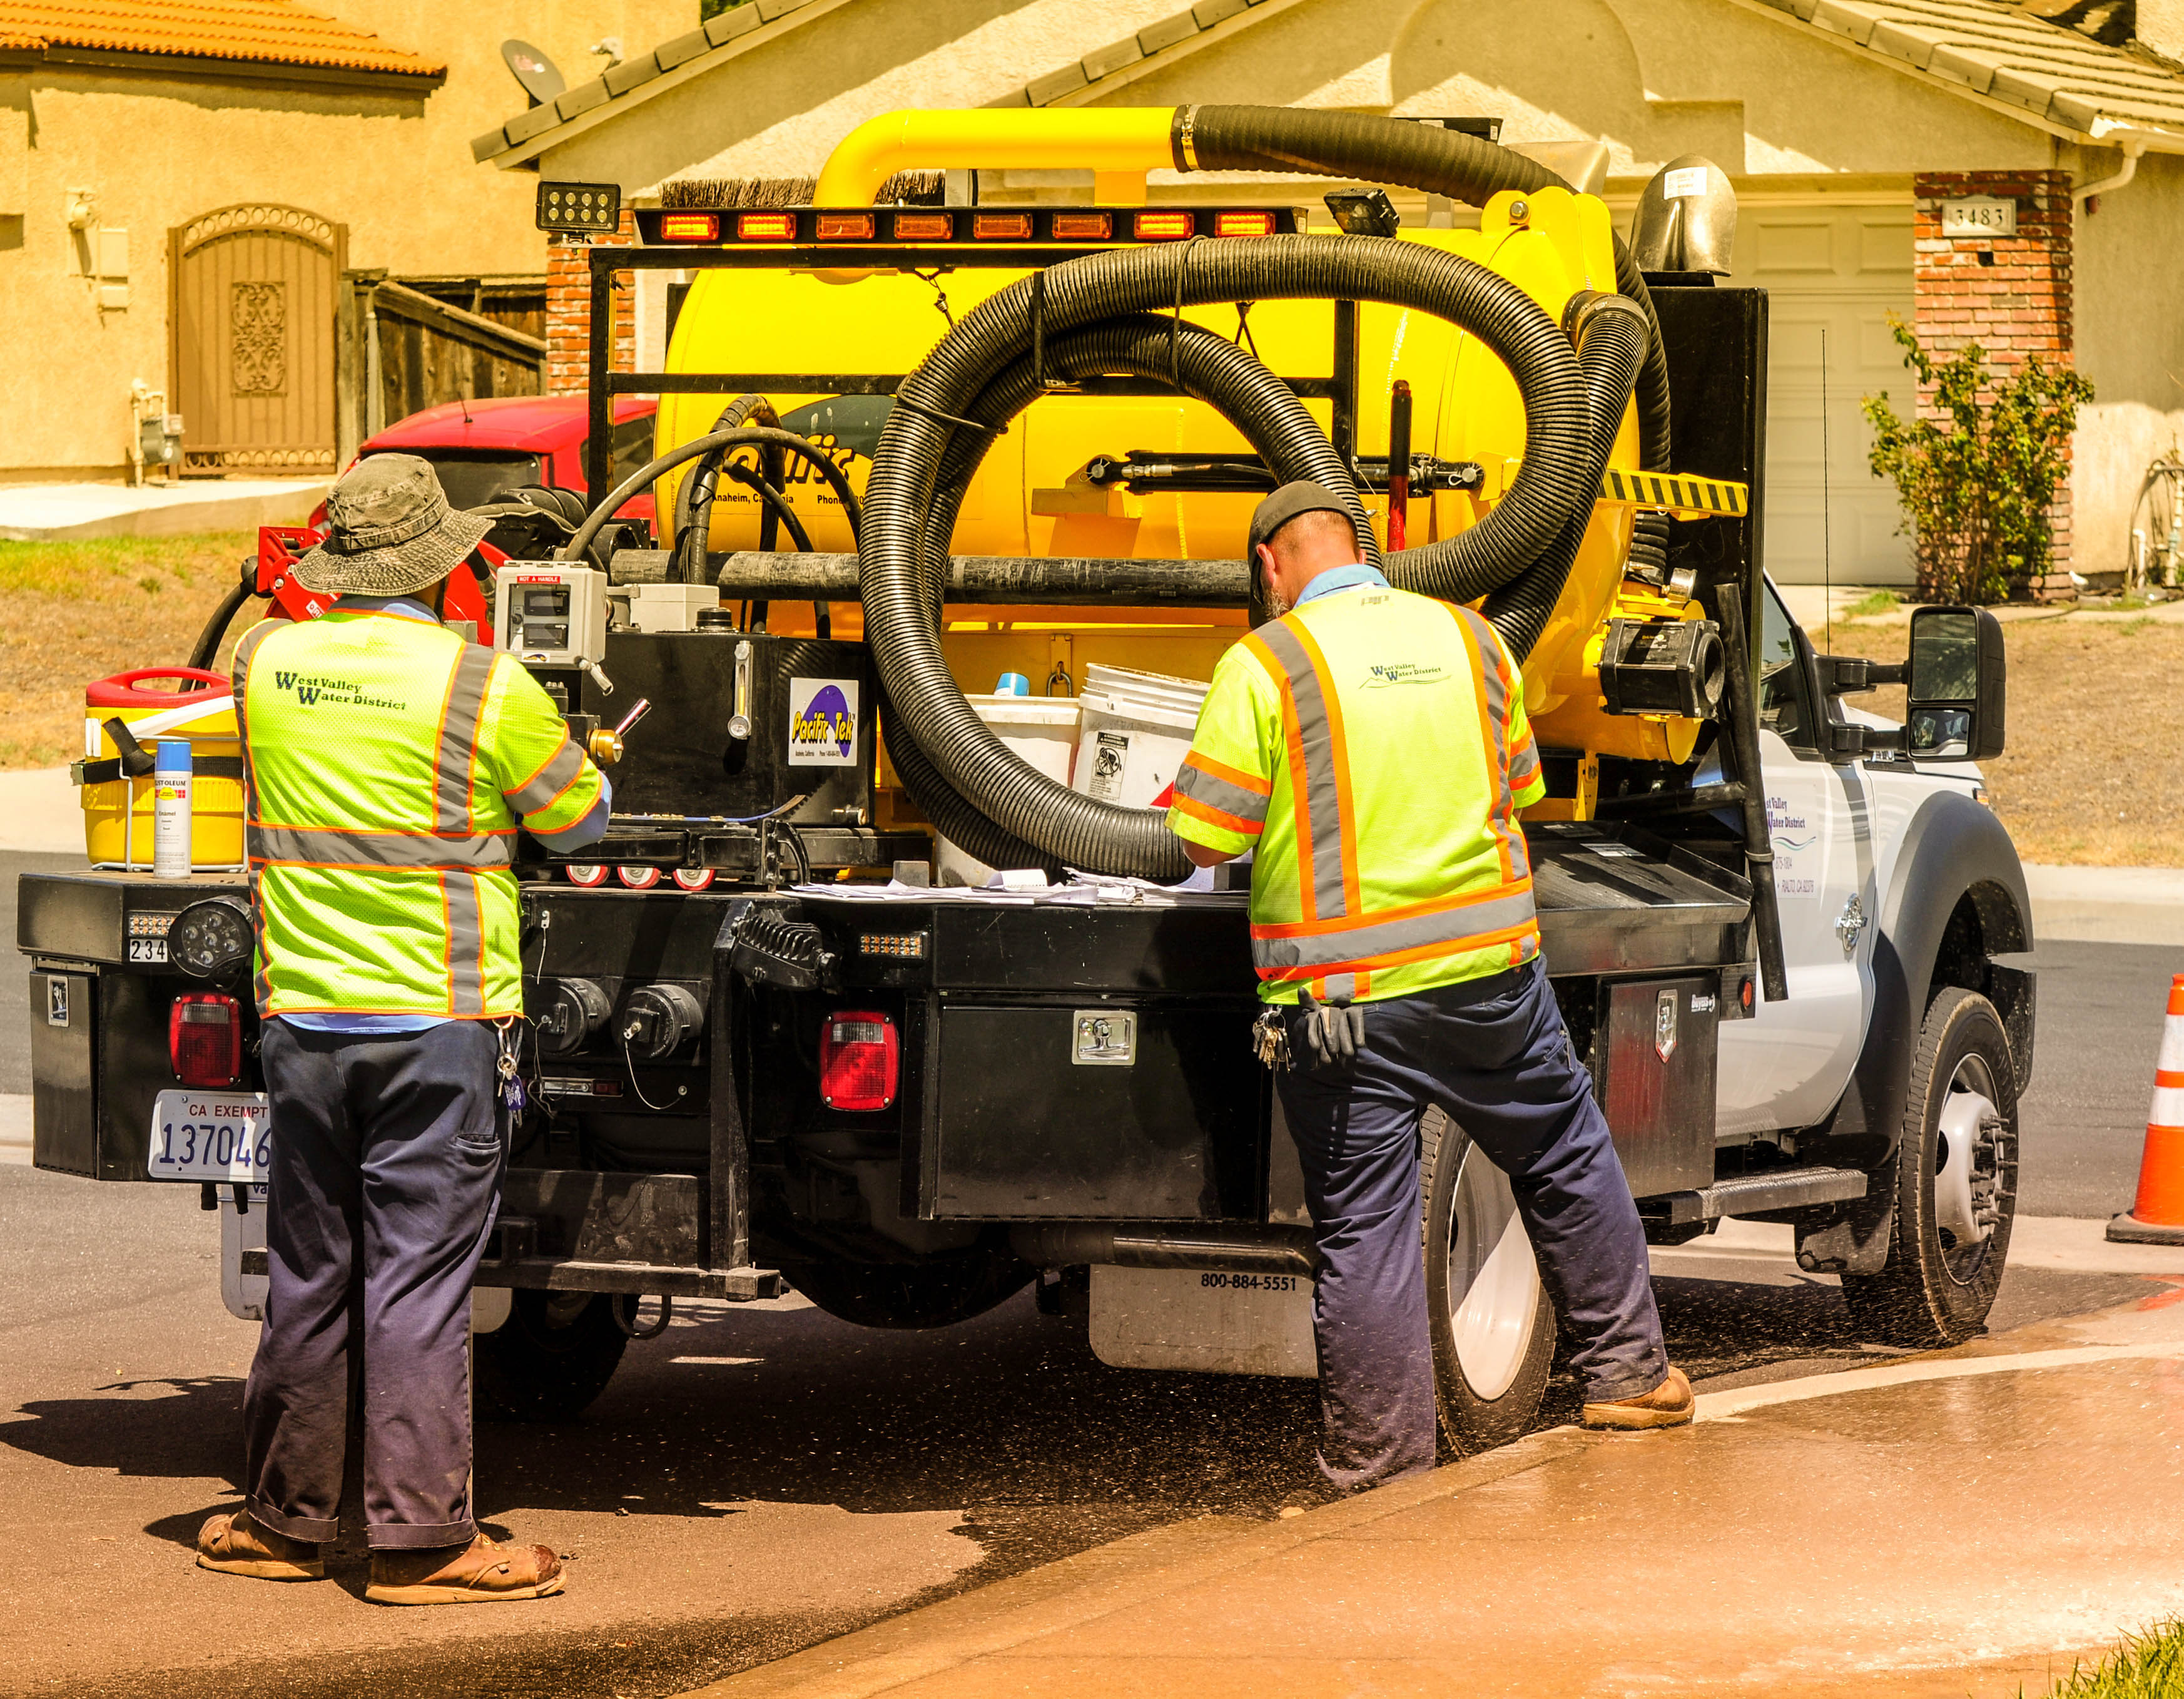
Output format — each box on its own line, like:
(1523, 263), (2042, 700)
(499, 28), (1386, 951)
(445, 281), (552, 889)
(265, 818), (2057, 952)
(147, 1089), (270, 1183)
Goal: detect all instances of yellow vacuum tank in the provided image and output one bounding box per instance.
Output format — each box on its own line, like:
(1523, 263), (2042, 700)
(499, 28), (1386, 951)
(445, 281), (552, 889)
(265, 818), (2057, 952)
(656, 186), (1640, 724)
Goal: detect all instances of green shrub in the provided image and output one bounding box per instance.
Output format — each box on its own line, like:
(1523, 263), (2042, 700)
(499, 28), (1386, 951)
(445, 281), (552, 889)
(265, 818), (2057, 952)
(1862, 317), (2093, 605)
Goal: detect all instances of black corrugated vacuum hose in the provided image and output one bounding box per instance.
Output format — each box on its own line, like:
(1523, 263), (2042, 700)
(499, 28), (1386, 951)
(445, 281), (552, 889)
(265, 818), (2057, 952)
(1171, 104), (1673, 473)
(861, 235), (1618, 879)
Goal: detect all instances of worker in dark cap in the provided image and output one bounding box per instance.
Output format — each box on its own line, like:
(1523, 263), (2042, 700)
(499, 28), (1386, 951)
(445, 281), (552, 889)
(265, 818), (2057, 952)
(195, 454), (609, 1603)
(1168, 479), (1690, 1508)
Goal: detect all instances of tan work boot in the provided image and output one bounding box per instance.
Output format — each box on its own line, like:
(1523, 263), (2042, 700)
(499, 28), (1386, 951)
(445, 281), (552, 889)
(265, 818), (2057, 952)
(365, 1533), (566, 1606)
(196, 1508), (325, 1580)
(1582, 1365), (1695, 1432)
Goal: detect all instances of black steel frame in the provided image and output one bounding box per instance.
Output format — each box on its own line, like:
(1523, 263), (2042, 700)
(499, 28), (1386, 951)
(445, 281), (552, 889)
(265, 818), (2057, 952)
(582, 242), (1361, 504)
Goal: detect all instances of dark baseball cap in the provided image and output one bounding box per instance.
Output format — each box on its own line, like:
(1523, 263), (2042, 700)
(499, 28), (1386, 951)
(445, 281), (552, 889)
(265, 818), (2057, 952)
(1248, 479), (1355, 559)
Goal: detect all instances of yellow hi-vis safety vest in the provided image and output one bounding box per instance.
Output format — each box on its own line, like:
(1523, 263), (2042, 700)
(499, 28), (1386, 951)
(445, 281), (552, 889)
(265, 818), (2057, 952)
(1167, 583), (1547, 1006)
(233, 608), (604, 1019)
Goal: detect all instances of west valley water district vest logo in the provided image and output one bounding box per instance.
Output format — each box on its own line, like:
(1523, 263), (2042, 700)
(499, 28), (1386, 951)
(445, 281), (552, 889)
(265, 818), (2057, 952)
(788, 678), (858, 767)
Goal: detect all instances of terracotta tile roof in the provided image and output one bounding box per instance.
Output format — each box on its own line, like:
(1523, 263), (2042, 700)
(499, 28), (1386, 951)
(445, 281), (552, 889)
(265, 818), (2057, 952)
(0, 1), (442, 76)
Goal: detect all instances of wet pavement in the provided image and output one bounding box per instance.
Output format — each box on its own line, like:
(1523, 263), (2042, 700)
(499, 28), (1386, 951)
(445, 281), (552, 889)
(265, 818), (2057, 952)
(1, 1155), (2168, 1699)
(683, 1280), (2184, 1699)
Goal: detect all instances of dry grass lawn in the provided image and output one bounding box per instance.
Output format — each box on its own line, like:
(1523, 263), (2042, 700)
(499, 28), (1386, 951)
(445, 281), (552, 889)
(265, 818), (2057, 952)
(0, 535), (2175, 865)
(1817, 612), (2184, 867)
(0, 532), (256, 770)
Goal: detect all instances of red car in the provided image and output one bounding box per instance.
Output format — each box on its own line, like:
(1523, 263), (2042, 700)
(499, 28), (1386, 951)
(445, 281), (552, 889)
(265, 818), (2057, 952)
(348, 394), (659, 521)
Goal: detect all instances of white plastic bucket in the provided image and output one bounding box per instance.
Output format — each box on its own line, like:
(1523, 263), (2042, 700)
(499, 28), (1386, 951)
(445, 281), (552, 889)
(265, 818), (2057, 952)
(1072, 694), (1199, 810)
(935, 695), (1083, 887)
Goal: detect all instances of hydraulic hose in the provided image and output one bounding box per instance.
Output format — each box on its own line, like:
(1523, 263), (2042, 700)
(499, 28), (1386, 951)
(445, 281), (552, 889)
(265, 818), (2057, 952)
(674, 394), (780, 583)
(1172, 105), (1674, 472)
(862, 237), (1599, 878)
(188, 569), (255, 672)
(560, 426), (861, 565)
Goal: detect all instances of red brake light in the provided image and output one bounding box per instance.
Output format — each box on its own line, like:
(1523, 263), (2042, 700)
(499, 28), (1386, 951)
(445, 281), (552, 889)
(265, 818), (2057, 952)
(894, 212), (953, 240)
(973, 212), (1032, 240)
(1214, 210), (1276, 238)
(737, 212), (797, 240)
(820, 1010), (898, 1111)
(659, 212), (720, 242)
(170, 992), (242, 1089)
(1052, 212), (1114, 240)
(1134, 210), (1194, 240)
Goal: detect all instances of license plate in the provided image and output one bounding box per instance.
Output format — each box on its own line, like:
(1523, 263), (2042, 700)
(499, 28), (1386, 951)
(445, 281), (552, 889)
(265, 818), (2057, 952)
(148, 1089), (270, 1183)
(127, 937), (168, 964)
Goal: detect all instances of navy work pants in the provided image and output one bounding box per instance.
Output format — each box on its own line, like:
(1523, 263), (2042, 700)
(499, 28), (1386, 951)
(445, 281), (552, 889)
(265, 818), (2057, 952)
(1276, 961), (1667, 1494)
(243, 1019), (504, 1551)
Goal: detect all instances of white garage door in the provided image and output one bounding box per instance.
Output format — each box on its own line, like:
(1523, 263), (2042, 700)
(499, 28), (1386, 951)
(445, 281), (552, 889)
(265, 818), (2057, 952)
(1730, 203), (1916, 586)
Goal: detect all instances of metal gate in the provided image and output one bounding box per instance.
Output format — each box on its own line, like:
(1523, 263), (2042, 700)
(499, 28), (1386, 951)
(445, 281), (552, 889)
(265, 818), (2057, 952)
(168, 204), (347, 476)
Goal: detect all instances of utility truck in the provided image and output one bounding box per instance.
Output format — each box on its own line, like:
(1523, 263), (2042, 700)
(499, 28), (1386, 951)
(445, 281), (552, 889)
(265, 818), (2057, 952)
(20, 106), (2032, 1453)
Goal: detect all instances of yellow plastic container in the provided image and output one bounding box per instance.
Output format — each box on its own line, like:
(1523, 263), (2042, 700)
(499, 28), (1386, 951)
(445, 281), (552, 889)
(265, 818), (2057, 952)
(81, 668), (245, 869)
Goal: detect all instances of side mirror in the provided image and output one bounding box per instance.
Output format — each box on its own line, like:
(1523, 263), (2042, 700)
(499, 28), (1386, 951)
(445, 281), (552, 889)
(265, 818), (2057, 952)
(1906, 605), (2006, 761)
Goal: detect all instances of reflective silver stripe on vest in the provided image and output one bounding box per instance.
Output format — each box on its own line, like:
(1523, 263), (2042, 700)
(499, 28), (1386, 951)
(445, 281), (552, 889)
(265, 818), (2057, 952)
(1252, 620), (1350, 919)
(507, 738), (587, 820)
(444, 872), (487, 1017)
(1172, 761), (1269, 825)
(247, 825), (515, 869)
(434, 644), (497, 834)
(1451, 605), (1530, 883)
(1251, 885), (1539, 972)
(232, 619), (280, 824)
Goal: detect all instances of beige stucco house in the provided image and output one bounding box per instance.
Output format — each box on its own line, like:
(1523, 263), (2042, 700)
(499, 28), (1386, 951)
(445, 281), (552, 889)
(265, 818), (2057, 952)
(0, 0), (694, 482)
(475, 0), (2184, 586)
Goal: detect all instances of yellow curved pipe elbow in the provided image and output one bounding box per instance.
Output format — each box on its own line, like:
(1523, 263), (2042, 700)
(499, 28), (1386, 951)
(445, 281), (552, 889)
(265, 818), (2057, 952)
(813, 108), (1181, 206)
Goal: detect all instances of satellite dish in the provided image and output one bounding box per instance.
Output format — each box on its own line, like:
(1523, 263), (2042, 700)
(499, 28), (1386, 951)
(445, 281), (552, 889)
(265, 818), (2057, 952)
(502, 39), (567, 107)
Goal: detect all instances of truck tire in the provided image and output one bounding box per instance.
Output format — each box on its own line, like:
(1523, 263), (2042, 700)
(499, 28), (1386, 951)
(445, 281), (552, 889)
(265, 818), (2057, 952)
(1420, 1107), (1556, 1454)
(781, 1252), (1034, 1330)
(475, 1290), (630, 1422)
(1839, 987), (2019, 1347)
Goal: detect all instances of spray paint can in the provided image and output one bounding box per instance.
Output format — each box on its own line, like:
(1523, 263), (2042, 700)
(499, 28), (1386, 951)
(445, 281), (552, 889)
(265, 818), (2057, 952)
(153, 738), (193, 879)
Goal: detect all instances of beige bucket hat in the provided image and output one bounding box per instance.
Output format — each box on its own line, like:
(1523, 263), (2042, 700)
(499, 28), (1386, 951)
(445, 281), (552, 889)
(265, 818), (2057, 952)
(291, 454), (494, 598)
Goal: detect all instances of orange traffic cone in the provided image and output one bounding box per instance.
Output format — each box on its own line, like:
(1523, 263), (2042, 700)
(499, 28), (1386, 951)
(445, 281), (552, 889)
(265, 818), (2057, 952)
(2109, 974), (2184, 1245)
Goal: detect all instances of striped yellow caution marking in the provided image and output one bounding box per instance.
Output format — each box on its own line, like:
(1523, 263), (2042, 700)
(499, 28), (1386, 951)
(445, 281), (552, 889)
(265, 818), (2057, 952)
(1599, 467), (1749, 519)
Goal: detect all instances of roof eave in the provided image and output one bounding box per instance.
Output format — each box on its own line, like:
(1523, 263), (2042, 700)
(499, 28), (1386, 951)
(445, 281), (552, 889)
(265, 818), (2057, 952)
(3, 41), (444, 94)
(1720, 0), (2184, 155)
(477, 0), (856, 171)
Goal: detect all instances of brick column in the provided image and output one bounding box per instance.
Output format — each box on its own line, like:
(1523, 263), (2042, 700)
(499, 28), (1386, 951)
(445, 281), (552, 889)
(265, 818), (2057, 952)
(1912, 170), (2075, 598)
(545, 211), (636, 396)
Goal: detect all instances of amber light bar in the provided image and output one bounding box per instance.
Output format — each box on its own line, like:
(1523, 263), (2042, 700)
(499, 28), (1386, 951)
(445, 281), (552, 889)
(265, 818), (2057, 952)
(736, 212), (797, 240)
(893, 211), (954, 240)
(658, 212), (720, 242)
(1050, 212), (1114, 240)
(1134, 210), (1196, 241)
(1214, 210), (1277, 238)
(973, 212), (1034, 240)
(816, 212), (876, 240)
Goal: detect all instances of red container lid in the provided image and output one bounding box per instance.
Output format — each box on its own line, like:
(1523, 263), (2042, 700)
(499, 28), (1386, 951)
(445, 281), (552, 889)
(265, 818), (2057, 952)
(86, 668), (231, 710)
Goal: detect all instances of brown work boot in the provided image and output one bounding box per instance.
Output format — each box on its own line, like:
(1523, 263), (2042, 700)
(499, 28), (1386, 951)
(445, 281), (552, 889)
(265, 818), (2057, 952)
(196, 1508), (325, 1580)
(365, 1533), (566, 1606)
(1582, 1365), (1695, 1432)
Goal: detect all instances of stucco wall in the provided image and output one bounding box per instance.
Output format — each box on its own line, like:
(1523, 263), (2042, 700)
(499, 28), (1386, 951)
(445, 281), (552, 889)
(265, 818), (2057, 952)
(2069, 146), (2184, 581)
(0, 0), (689, 479)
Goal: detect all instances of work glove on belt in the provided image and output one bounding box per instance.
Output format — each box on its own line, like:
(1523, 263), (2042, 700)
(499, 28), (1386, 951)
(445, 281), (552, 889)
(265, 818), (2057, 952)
(1294, 988), (1366, 1069)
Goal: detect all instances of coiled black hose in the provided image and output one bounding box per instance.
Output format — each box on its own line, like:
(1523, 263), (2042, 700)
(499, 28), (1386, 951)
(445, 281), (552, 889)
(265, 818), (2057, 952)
(1483, 297), (1651, 657)
(862, 237), (1622, 879)
(879, 310), (1375, 878)
(559, 425), (861, 564)
(1172, 105), (1673, 473)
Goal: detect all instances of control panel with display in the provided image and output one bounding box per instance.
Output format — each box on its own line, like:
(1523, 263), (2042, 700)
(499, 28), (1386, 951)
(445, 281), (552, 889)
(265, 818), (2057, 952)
(493, 563), (609, 674)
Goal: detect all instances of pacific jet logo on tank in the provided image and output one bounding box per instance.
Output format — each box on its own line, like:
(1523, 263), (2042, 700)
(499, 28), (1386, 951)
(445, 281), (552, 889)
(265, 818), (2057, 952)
(788, 678), (858, 765)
